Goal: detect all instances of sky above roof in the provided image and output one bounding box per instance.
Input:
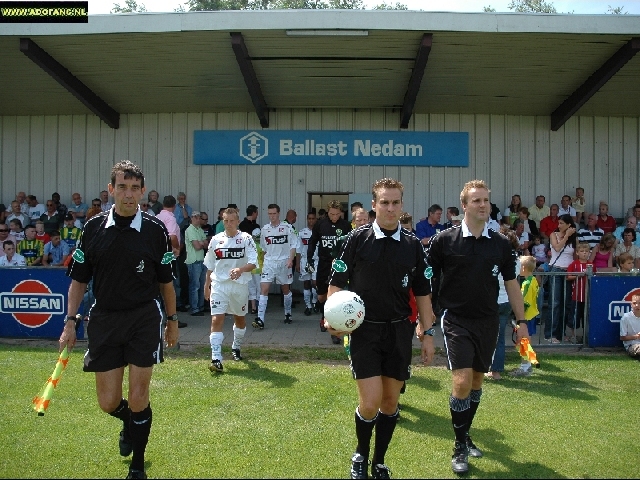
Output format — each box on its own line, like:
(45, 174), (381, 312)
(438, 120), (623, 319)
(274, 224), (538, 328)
(87, 0), (640, 15)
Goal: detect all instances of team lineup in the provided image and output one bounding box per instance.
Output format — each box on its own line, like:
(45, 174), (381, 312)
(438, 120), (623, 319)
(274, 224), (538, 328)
(58, 161), (527, 479)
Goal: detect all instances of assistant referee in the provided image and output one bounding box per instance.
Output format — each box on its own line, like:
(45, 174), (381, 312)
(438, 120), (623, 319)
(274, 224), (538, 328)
(426, 179), (527, 475)
(58, 160), (179, 480)
(327, 178), (435, 479)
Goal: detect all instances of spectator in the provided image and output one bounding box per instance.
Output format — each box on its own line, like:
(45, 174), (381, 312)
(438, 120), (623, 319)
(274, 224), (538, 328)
(17, 224), (44, 266)
(200, 212), (214, 240)
(42, 230), (70, 266)
(618, 252), (636, 273)
(174, 191), (193, 232)
(399, 211), (415, 234)
(34, 220), (51, 245)
(513, 220), (530, 255)
(86, 198), (103, 221)
(26, 195), (45, 222)
(239, 204), (259, 234)
(596, 202), (617, 234)
(614, 228), (640, 269)
(633, 205), (640, 228)
(0, 223), (17, 257)
(184, 211), (208, 317)
(571, 187), (587, 226)
(0, 240), (26, 267)
(147, 190), (163, 215)
(529, 234), (548, 267)
(6, 200), (30, 229)
(139, 200), (155, 217)
(99, 190), (113, 212)
(213, 207), (226, 234)
(443, 206), (459, 229)
(558, 195), (577, 223)
(588, 233), (616, 272)
(0, 204), (6, 225)
(624, 200), (640, 221)
(51, 192), (68, 220)
(545, 214), (577, 343)
(61, 214), (82, 250)
(8, 218), (25, 241)
(40, 199), (63, 234)
(504, 194), (522, 226)
(539, 204), (560, 241)
(349, 201), (364, 229)
(67, 193), (88, 225)
(619, 294), (640, 359)
(156, 195), (188, 325)
(566, 242), (593, 344)
(415, 204), (444, 246)
(528, 195), (550, 229)
(368, 209), (376, 222)
(489, 201), (502, 223)
(317, 208), (327, 221)
(13, 191), (29, 214)
(613, 216), (640, 246)
(577, 214), (605, 250)
(517, 207), (539, 236)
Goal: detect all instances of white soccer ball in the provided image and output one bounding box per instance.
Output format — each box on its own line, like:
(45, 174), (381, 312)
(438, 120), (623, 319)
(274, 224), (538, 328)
(324, 290), (365, 332)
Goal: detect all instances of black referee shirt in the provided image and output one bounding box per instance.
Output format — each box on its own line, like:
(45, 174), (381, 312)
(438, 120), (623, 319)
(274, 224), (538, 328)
(67, 209), (174, 311)
(426, 222), (516, 319)
(329, 221), (431, 323)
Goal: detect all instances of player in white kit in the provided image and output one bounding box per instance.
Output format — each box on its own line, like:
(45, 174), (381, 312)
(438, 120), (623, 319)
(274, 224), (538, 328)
(297, 211), (319, 316)
(204, 208), (257, 373)
(253, 204), (297, 328)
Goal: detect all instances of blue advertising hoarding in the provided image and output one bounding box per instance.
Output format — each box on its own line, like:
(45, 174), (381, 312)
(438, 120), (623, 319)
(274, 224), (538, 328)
(588, 276), (640, 348)
(194, 130), (469, 166)
(0, 267), (84, 339)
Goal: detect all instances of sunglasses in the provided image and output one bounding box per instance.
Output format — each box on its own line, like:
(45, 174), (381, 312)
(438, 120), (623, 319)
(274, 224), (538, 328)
(0, 229), (8, 232)
(92, 203), (101, 207)
(46, 203), (54, 206)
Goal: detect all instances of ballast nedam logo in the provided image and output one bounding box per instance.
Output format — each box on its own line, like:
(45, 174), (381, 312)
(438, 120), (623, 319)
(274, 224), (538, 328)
(608, 288), (640, 322)
(0, 279), (64, 328)
(240, 132), (268, 163)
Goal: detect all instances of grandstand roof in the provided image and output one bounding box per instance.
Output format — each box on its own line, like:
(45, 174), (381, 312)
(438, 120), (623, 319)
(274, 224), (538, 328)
(1, 10), (639, 129)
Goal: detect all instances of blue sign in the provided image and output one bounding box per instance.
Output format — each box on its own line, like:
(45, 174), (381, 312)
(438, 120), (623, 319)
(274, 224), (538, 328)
(194, 130), (469, 166)
(0, 267), (84, 340)
(588, 276), (640, 348)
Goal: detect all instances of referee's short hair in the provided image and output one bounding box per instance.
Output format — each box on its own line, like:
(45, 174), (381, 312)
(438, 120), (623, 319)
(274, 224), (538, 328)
(460, 179), (490, 205)
(111, 160), (144, 188)
(372, 178), (404, 201)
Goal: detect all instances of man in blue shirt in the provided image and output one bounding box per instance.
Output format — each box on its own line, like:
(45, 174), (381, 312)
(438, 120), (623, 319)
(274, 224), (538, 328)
(42, 231), (70, 266)
(68, 193), (89, 225)
(415, 204), (445, 246)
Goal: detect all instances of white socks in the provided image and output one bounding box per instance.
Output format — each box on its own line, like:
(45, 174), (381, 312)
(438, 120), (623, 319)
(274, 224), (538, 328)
(232, 325), (246, 351)
(209, 332), (224, 361)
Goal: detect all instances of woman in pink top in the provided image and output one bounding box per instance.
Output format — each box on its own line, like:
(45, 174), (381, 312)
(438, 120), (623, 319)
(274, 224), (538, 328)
(588, 233), (616, 271)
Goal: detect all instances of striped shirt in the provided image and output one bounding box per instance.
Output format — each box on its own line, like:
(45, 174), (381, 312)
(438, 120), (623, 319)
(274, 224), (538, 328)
(17, 238), (44, 265)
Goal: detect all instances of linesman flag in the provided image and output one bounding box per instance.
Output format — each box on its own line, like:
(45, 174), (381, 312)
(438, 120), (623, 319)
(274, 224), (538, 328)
(517, 338), (540, 367)
(33, 346), (70, 416)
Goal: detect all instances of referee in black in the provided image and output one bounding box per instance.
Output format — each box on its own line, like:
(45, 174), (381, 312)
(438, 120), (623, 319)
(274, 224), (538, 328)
(327, 178), (435, 479)
(426, 179), (527, 475)
(58, 160), (179, 480)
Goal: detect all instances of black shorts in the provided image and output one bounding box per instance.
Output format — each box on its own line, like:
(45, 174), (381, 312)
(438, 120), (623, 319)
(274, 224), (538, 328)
(315, 261), (332, 296)
(349, 319), (414, 381)
(84, 300), (164, 372)
(441, 310), (499, 373)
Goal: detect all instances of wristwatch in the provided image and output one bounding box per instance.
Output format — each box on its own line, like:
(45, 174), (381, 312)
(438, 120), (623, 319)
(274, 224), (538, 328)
(64, 315), (80, 328)
(424, 328), (436, 337)
(167, 314), (179, 322)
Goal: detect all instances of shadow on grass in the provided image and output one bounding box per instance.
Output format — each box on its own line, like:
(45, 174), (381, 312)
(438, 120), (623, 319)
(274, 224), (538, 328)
(499, 372), (599, 401)
(396, 407), (566, 479)
(207, 359), (298, 388)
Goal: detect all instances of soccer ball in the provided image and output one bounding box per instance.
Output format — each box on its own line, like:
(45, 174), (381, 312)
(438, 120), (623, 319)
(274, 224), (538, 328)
(324, 290), (365, 332)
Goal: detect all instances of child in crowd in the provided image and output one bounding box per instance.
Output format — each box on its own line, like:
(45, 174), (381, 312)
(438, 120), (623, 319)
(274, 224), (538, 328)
(34, 220), (50, 245)
(572, 187), (587, 226)
(530, 234), (548, 267)
(619, 294), (640, 359)
(618, 252), (635, 273)
(9, 218), (25, 241)
(511, 255), (539, 377)
(61, 213), (82, 250)
(566, 242), (594, 343)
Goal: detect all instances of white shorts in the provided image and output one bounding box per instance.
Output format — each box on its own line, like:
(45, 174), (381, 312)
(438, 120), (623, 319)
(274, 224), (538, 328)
(261, 260), (293, 285)
(210, 281), (249, 316)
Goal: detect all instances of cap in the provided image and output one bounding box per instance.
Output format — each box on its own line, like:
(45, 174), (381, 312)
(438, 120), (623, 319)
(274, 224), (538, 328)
(252, 228), (261, 237)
